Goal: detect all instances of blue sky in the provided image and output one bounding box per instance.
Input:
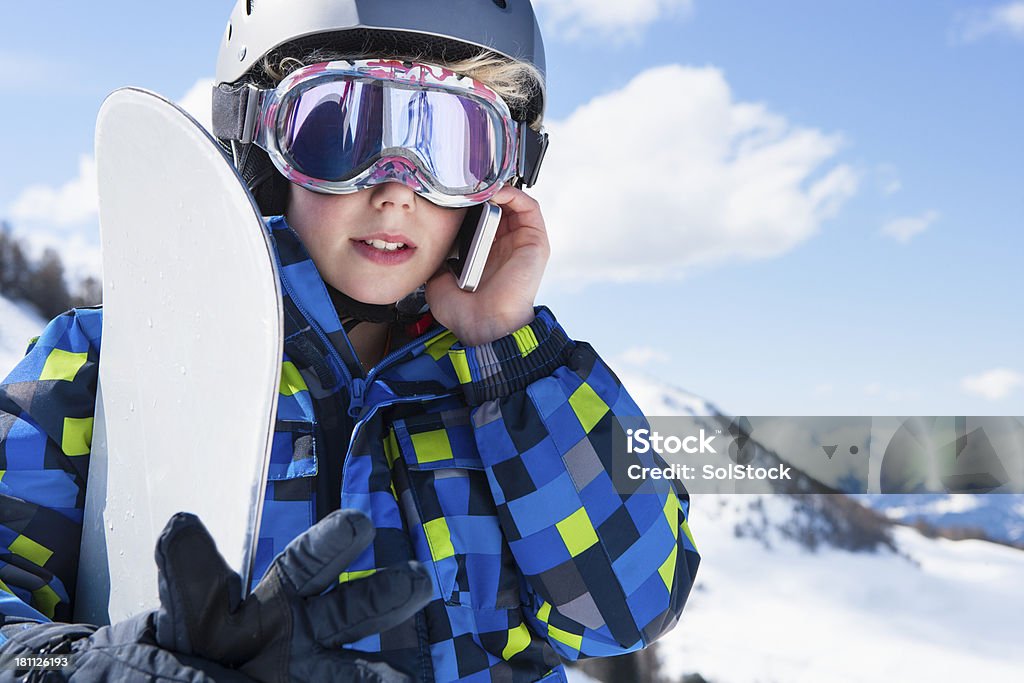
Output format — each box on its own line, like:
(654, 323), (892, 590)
(2, 1), (1022, 415)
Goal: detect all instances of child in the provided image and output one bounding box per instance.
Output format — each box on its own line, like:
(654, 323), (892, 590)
(0, 1), (700, 681)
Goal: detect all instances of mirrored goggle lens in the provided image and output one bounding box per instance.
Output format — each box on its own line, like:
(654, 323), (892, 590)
(277, 80), (507, 193)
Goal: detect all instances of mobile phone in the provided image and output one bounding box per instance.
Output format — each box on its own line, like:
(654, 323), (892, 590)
(448, 201), (502, 292)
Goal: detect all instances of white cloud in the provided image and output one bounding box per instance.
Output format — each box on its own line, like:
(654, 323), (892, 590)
(10, 155), (98, 228)
(952, 2), (1024, 43)
(177, 78), (216, 132)
(17, 229), (103, 291)
(880, 210), (939, 244)
(961, 368), (1024, 400)
(533, 64), (857, 286)
(875, 164), (902, 196)
(618, 346), (671, 367)
(534, 0), (693, 41)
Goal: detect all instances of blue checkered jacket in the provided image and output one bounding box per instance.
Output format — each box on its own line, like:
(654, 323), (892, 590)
(0, 216), (700, 682)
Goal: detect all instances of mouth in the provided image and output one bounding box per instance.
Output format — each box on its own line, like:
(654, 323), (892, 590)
(358, 238), (411, 252)
(350, 233), (417, 265)
(353, 232), (416, 252)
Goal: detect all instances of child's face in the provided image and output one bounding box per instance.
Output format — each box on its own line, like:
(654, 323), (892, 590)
(286, 182), (467, 305)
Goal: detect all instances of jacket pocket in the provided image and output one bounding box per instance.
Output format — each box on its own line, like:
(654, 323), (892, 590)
(268, 419), (318, 480)
(252, 419), (319, 588)
(391, 410), (523, 609)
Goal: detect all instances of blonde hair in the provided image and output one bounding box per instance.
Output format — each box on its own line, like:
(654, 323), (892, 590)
(260, 48), (544, 131)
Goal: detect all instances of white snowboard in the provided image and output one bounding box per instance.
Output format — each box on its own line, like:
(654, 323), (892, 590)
(75, 88), (283, 625)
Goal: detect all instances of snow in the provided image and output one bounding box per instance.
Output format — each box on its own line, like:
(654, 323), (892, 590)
(603, 374), (1024, 683)
(872, 494), (986, 521)
(655, 494), (1024, 683)
(857, 493), (1024, 546)
(615, 368), (720, 417)
(565, 668), (604, 683)
(0, 293), (46, 379)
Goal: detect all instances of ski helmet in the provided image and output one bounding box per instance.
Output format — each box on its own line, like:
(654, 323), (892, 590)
(213, 0), (548, 216)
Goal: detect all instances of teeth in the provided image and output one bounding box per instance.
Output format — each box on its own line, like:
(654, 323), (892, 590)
(363, 239), (406, 251)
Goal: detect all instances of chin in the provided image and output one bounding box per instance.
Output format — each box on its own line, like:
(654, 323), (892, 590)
(338, 281), (417, 305)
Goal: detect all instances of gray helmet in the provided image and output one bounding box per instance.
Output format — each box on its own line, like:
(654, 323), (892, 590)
(215, 0), (546, 123)
(212, 0), (548, 216)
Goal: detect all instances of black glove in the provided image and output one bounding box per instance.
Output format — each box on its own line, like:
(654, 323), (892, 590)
(0, 613), (252, 682)
(0, 509), (430, 683)
(152, 509), (431, 683)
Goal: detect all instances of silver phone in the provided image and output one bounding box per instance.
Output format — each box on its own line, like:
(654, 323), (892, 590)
(448, 201), (502, 292)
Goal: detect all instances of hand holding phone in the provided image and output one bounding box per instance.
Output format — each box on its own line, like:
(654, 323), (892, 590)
(427, 185), (547, 346)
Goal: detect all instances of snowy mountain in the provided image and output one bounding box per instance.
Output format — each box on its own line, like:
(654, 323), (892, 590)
(567, 369), (1024, 683)
(656, 493), (1023, 683)
(856, 493), (1024, 548)
(614, 368), (724, 417)
(0, 293), (46, 379)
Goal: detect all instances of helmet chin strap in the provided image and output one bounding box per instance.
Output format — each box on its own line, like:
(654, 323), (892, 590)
(328, 284), (429, 332)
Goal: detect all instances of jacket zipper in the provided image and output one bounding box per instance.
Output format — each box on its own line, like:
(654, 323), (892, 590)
(352, 332), (444, 413)
(275, 245), (454, 683)
(348, 377), (366, 417)
(278, 260), (452, 419)
(342, 331), (457, 493)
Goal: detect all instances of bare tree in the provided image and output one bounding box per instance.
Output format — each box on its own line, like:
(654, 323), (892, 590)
(0, 222), (31, 299)
(0, 223), (101, 317)
(24, 248), (71, 319)
(70, 275), (103, 308)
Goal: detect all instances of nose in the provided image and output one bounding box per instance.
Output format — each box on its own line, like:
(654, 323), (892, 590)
(370, 180), (417, 212)
(369, 157), (424, 212)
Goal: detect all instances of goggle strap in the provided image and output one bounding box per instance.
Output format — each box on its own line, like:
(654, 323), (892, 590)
(212, 83), (263, 144)
(518, 127), (549, 188)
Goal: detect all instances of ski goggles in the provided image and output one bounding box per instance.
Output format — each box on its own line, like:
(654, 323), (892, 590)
(212, 59), (549, 208)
